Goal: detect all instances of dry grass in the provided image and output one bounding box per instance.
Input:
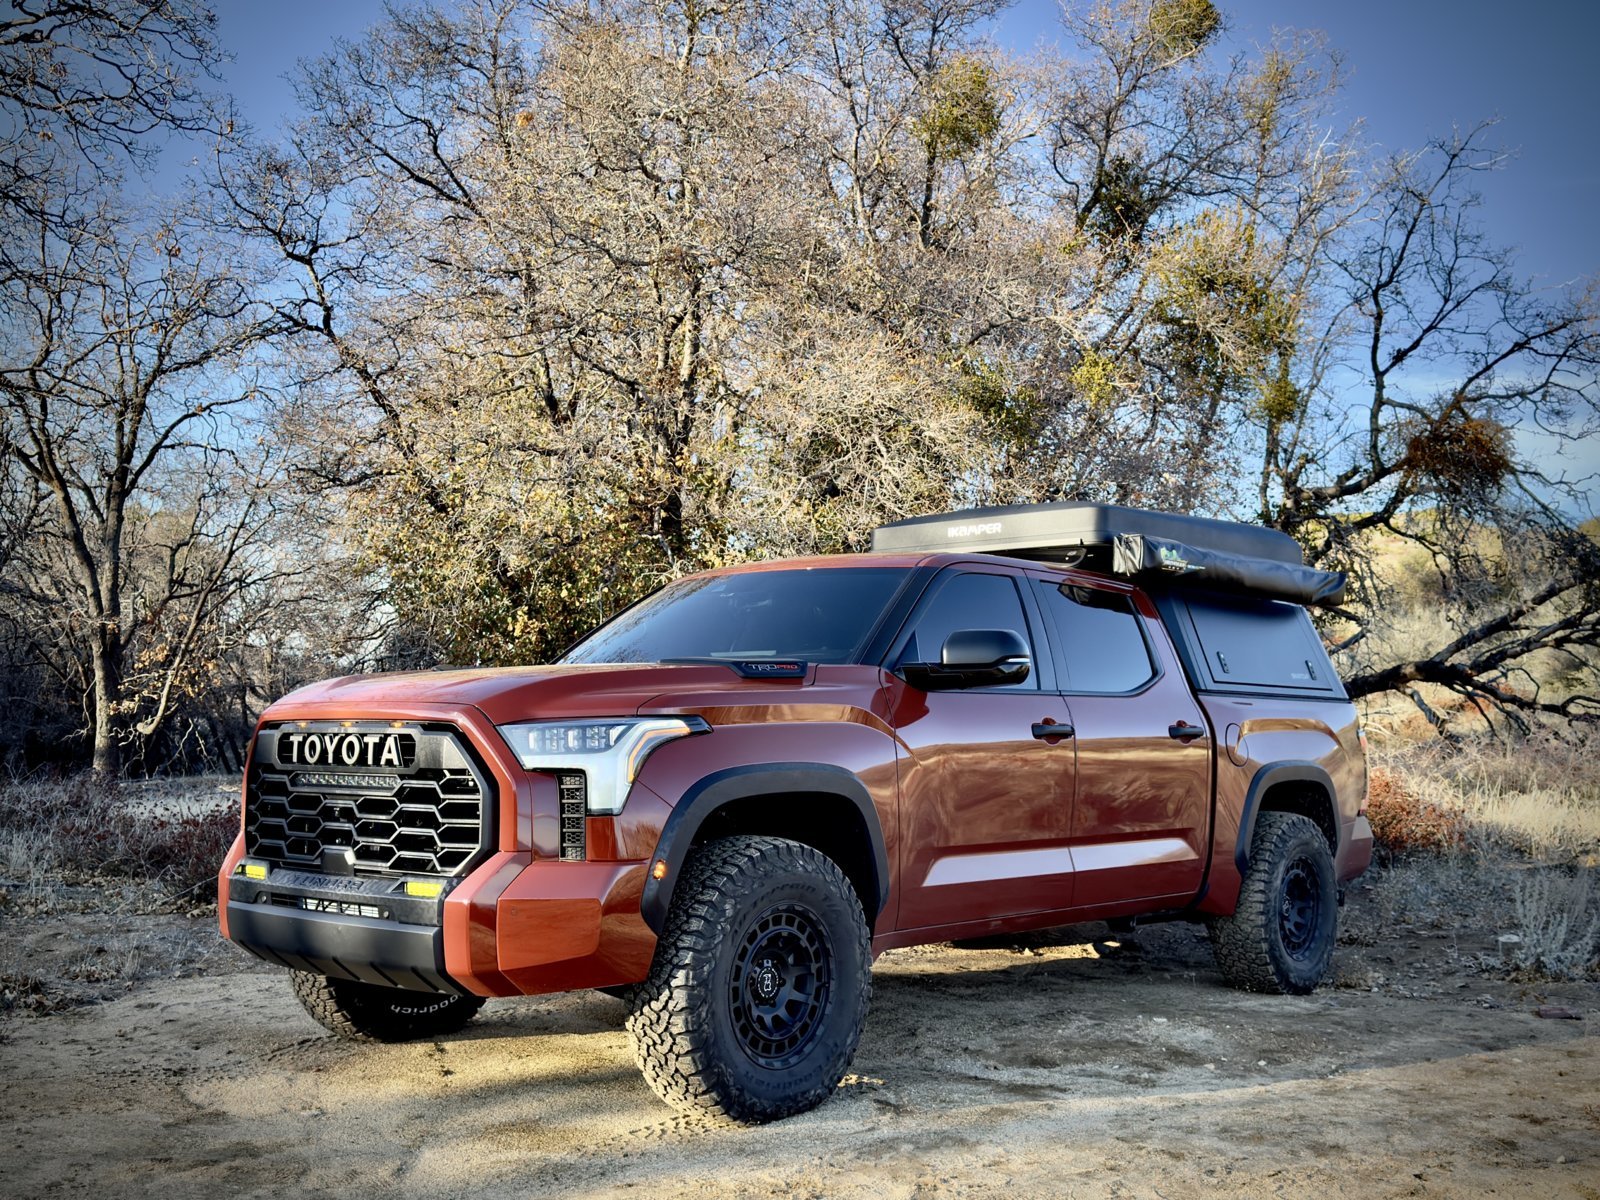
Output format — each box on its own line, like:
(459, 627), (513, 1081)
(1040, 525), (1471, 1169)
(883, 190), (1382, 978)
(1365, 730), (1600, 981)
(1372, 730), (1600, 863)
(0, 774), (239, 908)
(0, 774), (251, 1012)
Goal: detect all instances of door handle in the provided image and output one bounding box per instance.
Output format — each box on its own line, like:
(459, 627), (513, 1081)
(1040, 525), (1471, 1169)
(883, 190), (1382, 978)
(1168, 722), (1207, 741)
(1032, 722), (1075, 741)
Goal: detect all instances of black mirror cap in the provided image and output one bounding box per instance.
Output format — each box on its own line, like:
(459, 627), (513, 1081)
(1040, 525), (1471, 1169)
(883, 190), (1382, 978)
(902, 629), (1032, 690)
(942, 628), (1027, 668)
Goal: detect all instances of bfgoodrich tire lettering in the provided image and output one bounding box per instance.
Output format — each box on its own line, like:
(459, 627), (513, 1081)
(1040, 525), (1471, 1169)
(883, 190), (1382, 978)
(627, 835), (871, 1123)
(290, 971), (485, 1042)
(1209, 811), (1338, 994)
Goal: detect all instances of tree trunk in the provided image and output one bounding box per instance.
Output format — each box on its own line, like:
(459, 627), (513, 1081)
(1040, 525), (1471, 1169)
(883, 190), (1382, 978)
(90, 623), (122, 778)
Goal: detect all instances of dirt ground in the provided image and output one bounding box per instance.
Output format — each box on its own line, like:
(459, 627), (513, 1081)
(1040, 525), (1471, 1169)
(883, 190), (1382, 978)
(3, 901), (1597, 1200)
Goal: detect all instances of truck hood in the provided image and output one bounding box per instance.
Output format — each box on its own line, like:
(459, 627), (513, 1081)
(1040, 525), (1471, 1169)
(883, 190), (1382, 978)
(267, 662), (803, 726)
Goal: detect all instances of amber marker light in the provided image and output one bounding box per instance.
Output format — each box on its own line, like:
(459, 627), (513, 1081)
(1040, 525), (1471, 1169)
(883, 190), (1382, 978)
(652, 860), (668, 880)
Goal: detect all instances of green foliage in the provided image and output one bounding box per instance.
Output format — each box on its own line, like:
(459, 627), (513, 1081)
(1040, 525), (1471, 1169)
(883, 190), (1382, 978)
(1246, 49), (1294, 142)
(1085, 154), (1158, 241)
(359, 486), (676, 668)
(1148, 0), (1222, 58)
(1150, 208), (1296, 401)
(1070, 350), (1121, 412)
(342, 379), (733, 666)
(914, 55), (1002, 159)
(954, 356), (1041, 444)
(1256, 371), (1301, 425)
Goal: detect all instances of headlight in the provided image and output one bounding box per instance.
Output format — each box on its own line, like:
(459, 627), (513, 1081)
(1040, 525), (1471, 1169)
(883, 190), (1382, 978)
(496, 717), (708, 815)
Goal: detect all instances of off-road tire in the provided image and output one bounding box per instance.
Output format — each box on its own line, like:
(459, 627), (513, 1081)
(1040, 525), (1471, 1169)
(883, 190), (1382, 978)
(627, 835), (871, 1123)
(290, 971), (485, 1042)
(1209, 812), (1338, 994)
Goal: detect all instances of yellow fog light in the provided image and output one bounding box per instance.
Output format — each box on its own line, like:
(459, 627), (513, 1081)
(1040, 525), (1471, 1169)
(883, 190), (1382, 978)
(404, 880), (444, 898)
(240, 863), (267, 881)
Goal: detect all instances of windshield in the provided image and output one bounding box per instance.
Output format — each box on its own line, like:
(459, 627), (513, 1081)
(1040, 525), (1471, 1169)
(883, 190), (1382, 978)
(562, 568), (909, 665)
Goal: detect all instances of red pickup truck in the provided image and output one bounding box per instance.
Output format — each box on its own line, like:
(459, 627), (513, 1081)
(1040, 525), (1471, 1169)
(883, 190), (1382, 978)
(218, 503), (1371, 1122)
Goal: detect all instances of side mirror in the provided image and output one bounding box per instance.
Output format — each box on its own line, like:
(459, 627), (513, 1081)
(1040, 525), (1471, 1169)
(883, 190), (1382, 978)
(901, 629), (1032, 691)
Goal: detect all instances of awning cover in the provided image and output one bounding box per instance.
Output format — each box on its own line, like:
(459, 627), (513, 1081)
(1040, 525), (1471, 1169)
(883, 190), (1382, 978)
(1111, 534), (1347, 607)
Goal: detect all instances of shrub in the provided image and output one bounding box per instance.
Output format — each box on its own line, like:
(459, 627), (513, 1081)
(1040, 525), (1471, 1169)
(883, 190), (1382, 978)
(1370, 732), (1600, 862)
(0, 774), (238, 903)
(1365, 767), (1467, 856)
(1509, 871), (1600, 980)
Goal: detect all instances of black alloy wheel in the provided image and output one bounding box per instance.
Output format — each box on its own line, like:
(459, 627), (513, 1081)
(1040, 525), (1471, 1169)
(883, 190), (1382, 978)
(729, 903), (833, 1068)
(627, 835), (872, 1122)
(1278, 857), (1324, 960)
(1208, 811), (1339, 994)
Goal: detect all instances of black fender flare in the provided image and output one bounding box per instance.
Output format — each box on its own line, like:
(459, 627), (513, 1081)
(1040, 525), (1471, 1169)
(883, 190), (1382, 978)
(1236, 761), (1339, 874)
(639, 762), (891, 935)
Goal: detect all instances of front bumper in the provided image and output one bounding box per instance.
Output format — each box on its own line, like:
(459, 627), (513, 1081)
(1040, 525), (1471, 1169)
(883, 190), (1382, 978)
(224, 866), (464, 994)
(217, 700), (674, 1000)
(220, 839), (660, 999)
(227, 901), (460, 994)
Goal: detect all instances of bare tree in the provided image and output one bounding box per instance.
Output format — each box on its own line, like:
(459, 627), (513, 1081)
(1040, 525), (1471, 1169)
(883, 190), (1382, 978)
(0, 0), (223, 256)
(0, 196), (288, 773)
(1259, 128), (1600, 728)
(216, 0), (833, 659)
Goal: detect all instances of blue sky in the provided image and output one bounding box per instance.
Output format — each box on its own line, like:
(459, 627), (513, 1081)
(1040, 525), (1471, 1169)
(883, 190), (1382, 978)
(995, 0), (1600, 290)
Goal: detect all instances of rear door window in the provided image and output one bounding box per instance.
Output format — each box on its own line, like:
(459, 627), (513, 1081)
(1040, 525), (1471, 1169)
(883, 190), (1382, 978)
(1033, 581), (1156, 693)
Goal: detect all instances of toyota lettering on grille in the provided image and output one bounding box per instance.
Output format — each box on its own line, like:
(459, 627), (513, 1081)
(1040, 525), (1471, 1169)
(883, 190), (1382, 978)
(276, 730), (414, 769)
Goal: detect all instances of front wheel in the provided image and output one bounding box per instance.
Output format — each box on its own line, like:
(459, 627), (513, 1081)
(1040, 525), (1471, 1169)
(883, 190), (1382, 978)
(1209, 812), (1338, 994)
(290, 971), (485, 1042)
(627, 835), (871, 1123)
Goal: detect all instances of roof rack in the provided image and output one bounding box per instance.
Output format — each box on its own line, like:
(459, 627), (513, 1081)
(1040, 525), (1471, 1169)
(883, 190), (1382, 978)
(870, 502), (1345, 607)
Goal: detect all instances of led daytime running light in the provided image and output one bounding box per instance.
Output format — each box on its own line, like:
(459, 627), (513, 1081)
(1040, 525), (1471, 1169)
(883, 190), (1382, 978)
(497, 717), (706, 815)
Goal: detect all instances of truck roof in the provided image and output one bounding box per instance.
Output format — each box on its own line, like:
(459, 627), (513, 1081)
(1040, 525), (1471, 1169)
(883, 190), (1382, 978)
(686, 550), (1139, 577)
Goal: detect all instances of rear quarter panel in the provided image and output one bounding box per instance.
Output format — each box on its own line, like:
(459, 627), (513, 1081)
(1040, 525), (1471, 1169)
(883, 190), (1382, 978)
(1196, 694), (1366, 916)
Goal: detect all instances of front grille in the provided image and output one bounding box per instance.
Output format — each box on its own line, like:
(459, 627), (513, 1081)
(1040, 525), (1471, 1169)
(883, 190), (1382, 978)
(246, 722), (491, 877)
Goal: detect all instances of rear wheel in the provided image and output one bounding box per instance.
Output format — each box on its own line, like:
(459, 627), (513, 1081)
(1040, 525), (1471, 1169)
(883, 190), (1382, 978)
(1209, 812), (1338, 994)
(627, 835), (871, 1123)
(290, 971), (485, 1042)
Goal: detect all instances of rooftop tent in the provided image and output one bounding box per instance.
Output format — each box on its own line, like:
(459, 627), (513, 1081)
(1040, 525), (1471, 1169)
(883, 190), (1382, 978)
(869, 502), (1346, 607)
